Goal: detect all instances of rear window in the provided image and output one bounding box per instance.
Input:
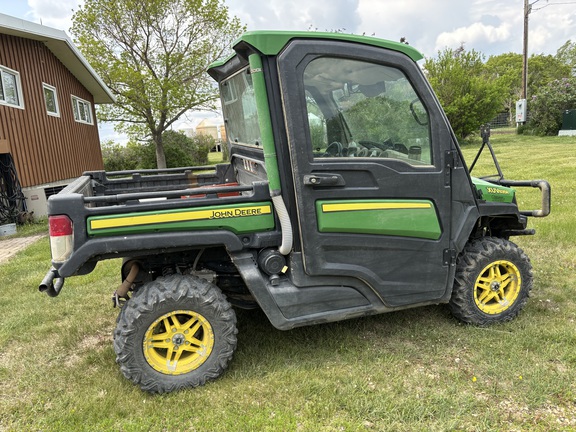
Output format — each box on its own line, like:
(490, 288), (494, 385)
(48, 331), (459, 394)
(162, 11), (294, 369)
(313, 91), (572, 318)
(221, 68), (262, 148)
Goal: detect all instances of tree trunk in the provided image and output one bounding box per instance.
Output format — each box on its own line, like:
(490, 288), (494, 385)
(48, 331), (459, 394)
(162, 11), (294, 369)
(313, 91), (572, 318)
(154, 133), (167, 169)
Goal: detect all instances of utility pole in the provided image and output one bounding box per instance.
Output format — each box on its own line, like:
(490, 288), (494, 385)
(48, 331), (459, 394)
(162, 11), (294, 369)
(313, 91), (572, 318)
(518, 0), (533, 125)
(522, 0), (531, 101)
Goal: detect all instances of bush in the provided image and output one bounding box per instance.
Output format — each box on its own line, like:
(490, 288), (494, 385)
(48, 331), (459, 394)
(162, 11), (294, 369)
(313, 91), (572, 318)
(527, 77), (576, 135)
(101, 131), (216, 171)
(101, 140), (139, 171)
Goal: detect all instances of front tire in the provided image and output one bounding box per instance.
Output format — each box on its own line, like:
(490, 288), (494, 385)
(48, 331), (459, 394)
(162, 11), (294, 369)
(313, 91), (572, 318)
(114, 275), (237, 393)
(449, 237), (533, 326)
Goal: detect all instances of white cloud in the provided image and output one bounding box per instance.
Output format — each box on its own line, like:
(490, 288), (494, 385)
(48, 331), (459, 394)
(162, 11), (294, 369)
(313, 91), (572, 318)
(227, 0), (361, 32)
(435, 22), (512, 52)
(26, 0), (80, 31)
(357, 0), (473, 55)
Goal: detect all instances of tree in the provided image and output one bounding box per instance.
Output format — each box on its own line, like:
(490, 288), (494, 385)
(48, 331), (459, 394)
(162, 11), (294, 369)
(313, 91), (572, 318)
(72, 0), (244, 168)
(486, 53), (570, 123)
(556, 40), (576, 75)
(485, 53), (522, 123)
(424, 47), (503, 140)
(528, 55), (572, 91)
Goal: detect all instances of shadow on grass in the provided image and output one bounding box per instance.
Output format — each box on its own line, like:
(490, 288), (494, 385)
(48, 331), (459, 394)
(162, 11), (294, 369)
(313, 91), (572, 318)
(230, 303), (455, 376)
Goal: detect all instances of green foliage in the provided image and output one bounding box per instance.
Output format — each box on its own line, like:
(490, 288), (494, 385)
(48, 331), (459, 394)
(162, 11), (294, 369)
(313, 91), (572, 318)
(485, 53), (571, 126)
(165, 131), (213, 167)
(527, 55), (572, 92)
(345, 96), (428, 146)
(526, 77), (576, 135)
(72, 0), (244, 168)
(100, 140), (139, 171)
(556, 40), (576, 75)
(309, 122), (326, 151)
(425, 48), (504, 139)
(101, 131), (214, 171)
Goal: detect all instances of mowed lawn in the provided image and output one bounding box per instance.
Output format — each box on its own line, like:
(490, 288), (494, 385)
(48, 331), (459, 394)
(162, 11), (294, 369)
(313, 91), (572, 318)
(1, 133), (575, 431)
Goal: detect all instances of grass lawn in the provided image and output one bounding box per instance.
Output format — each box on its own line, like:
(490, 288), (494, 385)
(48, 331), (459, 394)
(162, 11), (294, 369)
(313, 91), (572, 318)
(1, 133), (575, 431)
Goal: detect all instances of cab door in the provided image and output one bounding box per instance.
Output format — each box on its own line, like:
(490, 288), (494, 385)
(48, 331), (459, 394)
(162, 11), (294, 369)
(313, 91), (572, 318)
(277, 40), (455, 307)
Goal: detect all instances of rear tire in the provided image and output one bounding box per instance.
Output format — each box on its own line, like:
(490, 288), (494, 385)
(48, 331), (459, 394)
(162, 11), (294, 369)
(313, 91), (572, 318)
(449, 237), (532, 326)
(114, 274), (237, 393)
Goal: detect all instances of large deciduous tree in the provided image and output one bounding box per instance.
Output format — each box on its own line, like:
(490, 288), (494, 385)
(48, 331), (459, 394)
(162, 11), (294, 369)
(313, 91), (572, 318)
(72, 0), (244, 168)
(424, 47), (503, 140)
(556, 40), (576, 75)
(485, 53), (570, 123)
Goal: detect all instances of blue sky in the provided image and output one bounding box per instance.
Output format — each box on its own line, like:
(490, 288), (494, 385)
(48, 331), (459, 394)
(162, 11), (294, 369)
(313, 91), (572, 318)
(2, 0), (575, 141)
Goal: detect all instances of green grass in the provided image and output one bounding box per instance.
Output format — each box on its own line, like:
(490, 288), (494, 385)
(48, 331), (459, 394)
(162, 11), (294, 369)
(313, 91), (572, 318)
(208, 151), (224, 164)
(1, 134), (576, 431)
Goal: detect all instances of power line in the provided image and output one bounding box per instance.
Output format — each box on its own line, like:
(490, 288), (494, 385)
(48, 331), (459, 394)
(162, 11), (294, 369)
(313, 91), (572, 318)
(533, 1), (576, 11)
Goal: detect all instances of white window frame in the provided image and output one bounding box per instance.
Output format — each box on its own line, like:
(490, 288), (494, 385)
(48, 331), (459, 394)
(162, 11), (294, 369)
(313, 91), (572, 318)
(71, 95), (93, 125)
(43, 83), (60, 117)
(0, 65), (25, 109)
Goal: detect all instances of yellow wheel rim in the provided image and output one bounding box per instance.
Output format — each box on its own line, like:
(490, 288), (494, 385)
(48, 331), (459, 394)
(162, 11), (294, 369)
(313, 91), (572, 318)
(474, 260), (522, 315)
(143, 310), (214, 375)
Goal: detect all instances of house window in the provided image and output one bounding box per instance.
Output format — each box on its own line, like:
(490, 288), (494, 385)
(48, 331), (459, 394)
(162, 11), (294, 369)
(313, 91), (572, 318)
(43, 83), (60, 116)
(71, 95), (93, 124)
(0, 66), (24, 109)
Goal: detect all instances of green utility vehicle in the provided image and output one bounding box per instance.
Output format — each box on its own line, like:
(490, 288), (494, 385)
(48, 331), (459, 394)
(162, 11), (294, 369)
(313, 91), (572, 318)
(40, 31), (550, 393)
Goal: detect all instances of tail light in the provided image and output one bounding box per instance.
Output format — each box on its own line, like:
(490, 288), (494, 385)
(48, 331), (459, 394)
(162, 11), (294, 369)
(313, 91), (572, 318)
(49, 215), (73, 263)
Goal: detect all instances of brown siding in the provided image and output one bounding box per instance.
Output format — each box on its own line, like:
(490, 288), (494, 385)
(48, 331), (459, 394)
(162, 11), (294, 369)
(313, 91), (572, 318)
(0, 33), (104, 188)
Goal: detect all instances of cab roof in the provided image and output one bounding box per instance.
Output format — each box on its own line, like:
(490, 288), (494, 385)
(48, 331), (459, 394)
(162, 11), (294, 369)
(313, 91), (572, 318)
(209, 30), (424, 71)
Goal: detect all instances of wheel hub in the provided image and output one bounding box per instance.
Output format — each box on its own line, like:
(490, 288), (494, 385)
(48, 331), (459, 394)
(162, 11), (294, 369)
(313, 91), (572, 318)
(490, 281), (501, 292)
(172, 333), (185, 347)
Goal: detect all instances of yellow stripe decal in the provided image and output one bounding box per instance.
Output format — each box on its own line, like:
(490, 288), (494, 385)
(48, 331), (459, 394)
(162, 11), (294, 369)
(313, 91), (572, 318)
(90, 205), (272, 230)
(321, 202), (432, 213)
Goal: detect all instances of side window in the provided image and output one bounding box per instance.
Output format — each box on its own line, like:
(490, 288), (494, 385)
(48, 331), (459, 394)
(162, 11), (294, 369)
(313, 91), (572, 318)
(220, 68), (262, 147)
(71, 95), (93, 125)
(0, 65), (24, 109)
(304, 57), (432, 165)
(43, 83), (60, 117)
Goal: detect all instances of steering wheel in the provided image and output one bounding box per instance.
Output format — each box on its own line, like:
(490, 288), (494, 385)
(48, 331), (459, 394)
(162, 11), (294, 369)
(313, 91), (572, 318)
(393, 143), (408, 154)
(323, 141), (343, 157)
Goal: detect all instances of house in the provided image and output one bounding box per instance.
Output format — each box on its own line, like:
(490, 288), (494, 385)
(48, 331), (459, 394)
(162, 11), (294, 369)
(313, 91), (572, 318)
(0, 13), (114, 220)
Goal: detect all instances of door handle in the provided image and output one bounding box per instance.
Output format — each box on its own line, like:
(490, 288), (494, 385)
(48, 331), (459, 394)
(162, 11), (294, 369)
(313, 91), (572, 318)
(303, 173), (345, 187)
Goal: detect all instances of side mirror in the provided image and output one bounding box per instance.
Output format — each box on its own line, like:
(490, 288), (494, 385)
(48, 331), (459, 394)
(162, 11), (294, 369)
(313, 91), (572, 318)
(410, 98), (429, 126)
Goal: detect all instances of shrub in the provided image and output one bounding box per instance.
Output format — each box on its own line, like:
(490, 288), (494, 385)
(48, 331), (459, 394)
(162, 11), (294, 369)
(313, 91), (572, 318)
(527, 77), (576, 135)
(101, 131), (216, 171)
(101, 140), (139, 171)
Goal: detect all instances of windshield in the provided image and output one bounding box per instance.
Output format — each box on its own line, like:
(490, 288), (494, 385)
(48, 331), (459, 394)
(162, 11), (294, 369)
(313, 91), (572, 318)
(220, 67), (262, 147)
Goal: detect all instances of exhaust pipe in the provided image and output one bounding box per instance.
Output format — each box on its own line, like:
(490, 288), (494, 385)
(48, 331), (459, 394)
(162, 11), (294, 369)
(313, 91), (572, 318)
(116, 261), (140, 298)
(39, 268), (65, 297)
(112, 261), (140, 307)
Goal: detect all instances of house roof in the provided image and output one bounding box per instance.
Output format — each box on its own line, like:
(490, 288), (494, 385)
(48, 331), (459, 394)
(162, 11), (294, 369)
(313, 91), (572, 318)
(0, 13), (114, 104)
